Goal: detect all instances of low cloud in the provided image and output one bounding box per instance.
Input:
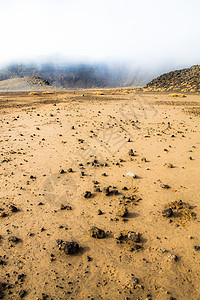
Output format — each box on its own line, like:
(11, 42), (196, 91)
(0, 0), (199, 70)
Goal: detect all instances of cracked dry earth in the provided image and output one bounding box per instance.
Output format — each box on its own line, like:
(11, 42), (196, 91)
(0, 90), (200, 300)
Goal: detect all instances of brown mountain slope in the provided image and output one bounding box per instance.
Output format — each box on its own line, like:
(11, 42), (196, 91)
(146, 65), (200, 93)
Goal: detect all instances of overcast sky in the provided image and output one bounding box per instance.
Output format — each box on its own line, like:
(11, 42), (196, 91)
(0, 0), (199, 69)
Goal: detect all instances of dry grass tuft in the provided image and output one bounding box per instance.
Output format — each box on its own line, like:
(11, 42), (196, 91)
(93, 92), (104, 95)
(29, 92), (39, 95)
(168, 93), (186, 98)
(42, 91), (54, 94)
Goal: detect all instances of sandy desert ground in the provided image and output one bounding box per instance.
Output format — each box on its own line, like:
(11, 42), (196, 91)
(0, 90), (200, 300)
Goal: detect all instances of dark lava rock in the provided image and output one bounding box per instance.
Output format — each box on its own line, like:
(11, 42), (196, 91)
(78, 139), (84, 143)
(97, 209), (103, 215)
(9, 205), (19, 212)
(63, 242), (79, 255)
(127, 232), (141, 243)
(0, 212), (8, 218)
(131, 276), (139, 284)
(94, 187), (101, 192)
(115, 231), (141, 243)
(8, 236), (20, 243)
(162, 207), (173, 218)
(83, 191), (92, 198)
(171, 254), (178, 262)
(128, 149), (135, 156)
(0, 282), (6, 299)
(18, 274), (25, 281)
(160, 184), (170, 189)
(129, 244), (142, 251)
(114, 231), (143, 251)
(116, 205), (128, 217)
(194, 246), (200, 251)
(166, 163), (173, 168)
(102, 186), (110, 196)
(60, 169), (66, 174)
(0, 260), (6, 266)
(19, 289), (27, 298)
(93, 181), (99, 185)
(141, 157), (147, 162)
(56, 240), (80, 255)
(60, 204), (72, 210)
(87, 255), (92, 262)
(122, 186), (128, 190)
(56, 239), (63, 246)
(89, 227), (106, 239)
(41, 294), (49, 300)
(112, 189), (118, 195)
(102, 186), (118, 196)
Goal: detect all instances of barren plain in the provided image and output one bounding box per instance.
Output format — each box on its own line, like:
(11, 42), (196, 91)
(0, 89), (200, 300)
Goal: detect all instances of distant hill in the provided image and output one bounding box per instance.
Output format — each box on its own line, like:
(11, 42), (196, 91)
(0, 76), (54, 91)
(146, 64), (200, 93)
(0, 63), (153, 89)
(1, 63), (199, 91)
